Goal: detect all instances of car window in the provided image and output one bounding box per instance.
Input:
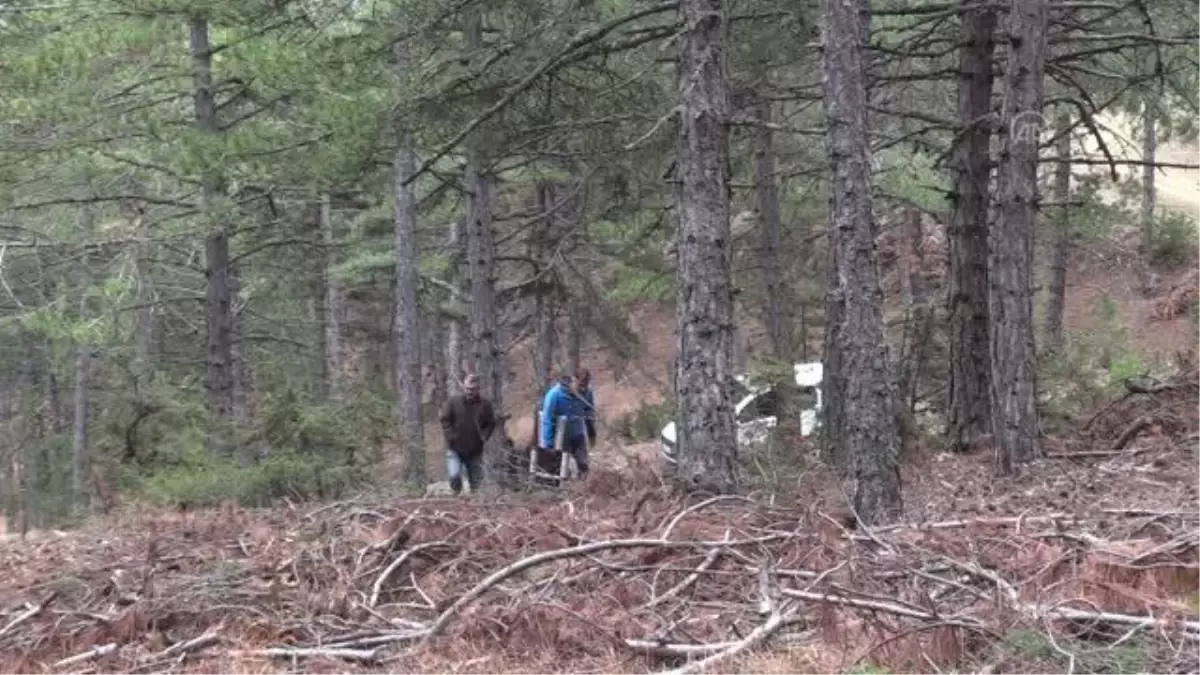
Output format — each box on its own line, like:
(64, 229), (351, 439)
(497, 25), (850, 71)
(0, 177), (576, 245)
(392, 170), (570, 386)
(796, 386), (819, 410)
(738, 390), (780, 422)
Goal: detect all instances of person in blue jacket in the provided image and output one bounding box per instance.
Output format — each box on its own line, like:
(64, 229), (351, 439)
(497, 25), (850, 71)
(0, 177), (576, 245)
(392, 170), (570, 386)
(538, 368), (596, 479)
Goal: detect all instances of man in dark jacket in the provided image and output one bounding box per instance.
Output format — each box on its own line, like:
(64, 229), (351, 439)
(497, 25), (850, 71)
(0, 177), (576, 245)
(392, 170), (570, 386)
(439, 374), (496, 494)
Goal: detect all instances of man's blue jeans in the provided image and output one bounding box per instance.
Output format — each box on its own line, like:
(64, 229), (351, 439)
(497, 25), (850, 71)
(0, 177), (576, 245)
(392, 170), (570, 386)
(445, 449), (484, 494)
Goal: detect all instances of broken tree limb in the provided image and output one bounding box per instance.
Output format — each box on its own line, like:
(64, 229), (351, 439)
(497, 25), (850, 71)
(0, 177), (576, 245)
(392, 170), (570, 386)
(1034, 605), (1200, 639)
(155, 626), (221, 659)
(645, 548), (722, 608)
(369, 542), (447, 608)
(422, 533), (788, 641)
(1112, 415), (1157, 450)
(0, 591), (55, 641)
(664, 606), (803, 675)
(54, 642), (118, 668)
(239, 646), (381, 662)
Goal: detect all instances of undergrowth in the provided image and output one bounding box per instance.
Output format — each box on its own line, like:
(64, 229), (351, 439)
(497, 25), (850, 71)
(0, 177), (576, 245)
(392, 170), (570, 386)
(611, 395), (674, 443)
(127, 388), (390, 509)
(988, 627), (1158, 674)
(138, 450), (367, 508)
(1038, 293), (1170, 431)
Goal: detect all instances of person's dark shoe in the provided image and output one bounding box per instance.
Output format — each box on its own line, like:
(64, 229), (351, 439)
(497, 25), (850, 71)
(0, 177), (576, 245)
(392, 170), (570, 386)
(449, 476), (463, 494)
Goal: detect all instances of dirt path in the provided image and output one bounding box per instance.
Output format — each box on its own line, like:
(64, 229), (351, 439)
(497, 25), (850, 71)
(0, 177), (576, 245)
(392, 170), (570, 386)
(1083, 112), (1199, 221)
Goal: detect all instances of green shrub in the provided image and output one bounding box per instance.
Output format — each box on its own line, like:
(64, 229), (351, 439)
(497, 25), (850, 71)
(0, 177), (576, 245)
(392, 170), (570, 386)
(1037, 293), (1175, 431)
(612, 397), (674, 443)
(139, 449), (368, 509)
(133, 388), (390, 509)
(1150, 210), (1199, 266)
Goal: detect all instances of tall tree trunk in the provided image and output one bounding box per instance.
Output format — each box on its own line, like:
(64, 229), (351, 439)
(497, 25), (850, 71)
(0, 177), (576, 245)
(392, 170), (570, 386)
(319, 193), (343, 399)
(71, 346), (92, 509)
(446, 217), (466, 395)
(231, 272), (252, 427)
(428, 308), (448, 414)
(821, 234), (847, 466)
(133, 208), (155, 378)
(533, 182), (558, 392)
(463, 3), (503, 420)
(753, 94), (791, 360)
(990, 0), (1047, 475)
(44, 370), (66, 434)
(673, 0), (738, 492)
(204, 230), (236, 449)
(821, 0), (901, 523)
(72, 206), (95, 509)
(393, 38), (425, 487)
(190, 15), (238, 455)
(564, 164), (588, 376)
(1043, 114), (1072, 348)
(946, 3), (997, 453)
(897, 209), (933, 412)
(566, 298), (583, 375)
(1140, 91), (1157, 275)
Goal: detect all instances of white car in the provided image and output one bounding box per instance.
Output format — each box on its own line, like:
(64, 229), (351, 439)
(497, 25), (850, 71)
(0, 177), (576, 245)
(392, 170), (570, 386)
(660, 362), (823, 465)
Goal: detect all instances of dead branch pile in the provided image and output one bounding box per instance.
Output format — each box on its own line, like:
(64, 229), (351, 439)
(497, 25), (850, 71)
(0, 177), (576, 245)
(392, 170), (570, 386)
(1153, 268), (1199, 321)
(1080, 366), (1199, 453)
(2, 459), (1197, 675)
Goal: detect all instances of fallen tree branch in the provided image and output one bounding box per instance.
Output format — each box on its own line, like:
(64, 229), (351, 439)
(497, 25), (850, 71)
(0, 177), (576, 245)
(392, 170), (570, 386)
(1035, 604), (1200, 639)
(782, 587), (981, 627)
(664, 605), (801, 675)
(155, 626), (221, 659)
(369, 542), (448, 608)
(423, 533), (789, 640)
(1112, 416), (1157, 450)
(54, 642), (118, 668)
(645, 548), (722, 608)
(238, 646), (381, 662)
(0, 592), (55, 641)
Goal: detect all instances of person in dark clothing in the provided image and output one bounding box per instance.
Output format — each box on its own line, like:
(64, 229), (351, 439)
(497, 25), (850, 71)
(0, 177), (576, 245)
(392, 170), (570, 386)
(439, 374), (496, 494)
(538, 368), (597, 480)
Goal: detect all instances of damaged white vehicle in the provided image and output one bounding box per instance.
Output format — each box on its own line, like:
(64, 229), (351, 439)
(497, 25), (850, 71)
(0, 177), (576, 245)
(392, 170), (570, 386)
(660, 362), (824, 466)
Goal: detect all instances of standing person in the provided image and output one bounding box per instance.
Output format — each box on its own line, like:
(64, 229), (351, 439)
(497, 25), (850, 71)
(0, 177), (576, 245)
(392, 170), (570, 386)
(439, 373), (496, 495)
(575, 368), (598, 448)
(538, 368), (596, 480)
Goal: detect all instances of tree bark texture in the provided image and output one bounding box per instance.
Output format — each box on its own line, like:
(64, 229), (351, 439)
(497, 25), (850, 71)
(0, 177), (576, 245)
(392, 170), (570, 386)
(946, 2), (996, 453)
(72, 207), (95, 509)
(191, 15), (241, 454)
(821, 228), (847, 467)
(673, 0), (739, 492)
(533, 182), (558, 391)
(463, 3), (503, 418)
(897, 209), (933, 412)
(204, 230), (236, 450)
(133, 209), (155, 377)
(1140, 92), (1157, 262)
(821, 0), (901, 523)
(320, 193), (343, 399)
(1043, 113), (1071, 348)
(392, 39), (425, 486)
(446, 217), (466, 395)
(989, 0), (1047, 474)
(753, 95), (791, 360)
(71, 346), (92, 508)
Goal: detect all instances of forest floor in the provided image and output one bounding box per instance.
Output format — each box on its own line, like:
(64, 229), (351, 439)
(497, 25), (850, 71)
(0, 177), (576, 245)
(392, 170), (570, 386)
(3, 131), (1197, 672)
(3, 234), (1197, 674)
(0, 358), (1196, 673)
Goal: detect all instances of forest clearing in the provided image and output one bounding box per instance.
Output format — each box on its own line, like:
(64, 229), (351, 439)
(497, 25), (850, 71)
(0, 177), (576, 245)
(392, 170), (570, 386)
(1, 0), (1198, 672)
